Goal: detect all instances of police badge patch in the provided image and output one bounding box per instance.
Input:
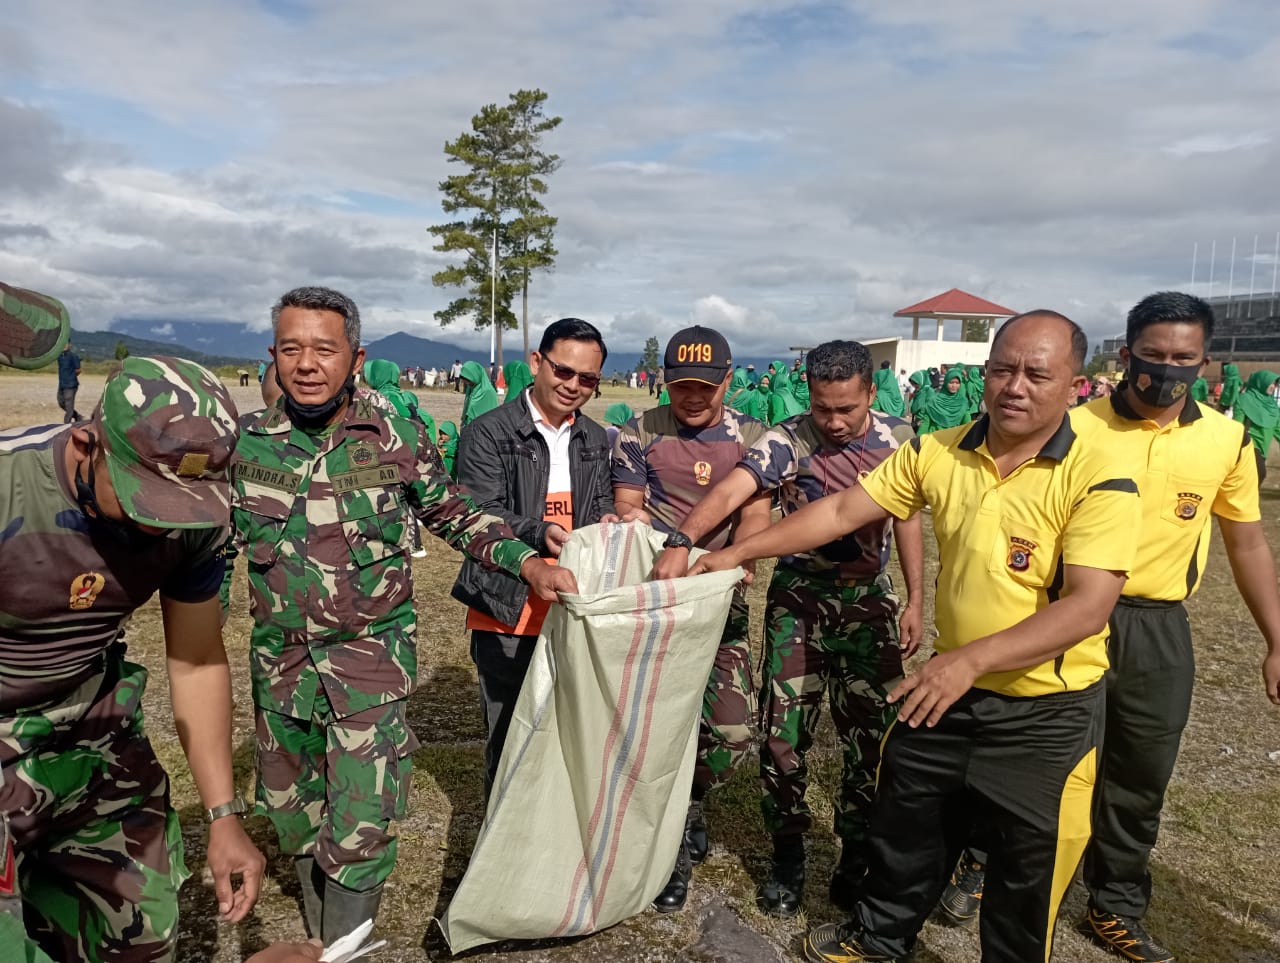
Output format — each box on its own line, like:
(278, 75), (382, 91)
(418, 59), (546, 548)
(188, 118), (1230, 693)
(1007, 536), (1037, 572)
(1175, 491), (1202, 520)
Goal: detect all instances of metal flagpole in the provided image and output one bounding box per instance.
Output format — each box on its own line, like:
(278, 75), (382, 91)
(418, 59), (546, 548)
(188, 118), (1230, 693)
(1248, 234), (1258, 317)
(489, 225), (497, 364)
(1272, 232), (1279, 316)
(1191, 242), (1198, 292)
(1208, 240), (1216, 301)
(1226, 237), (1236, 320)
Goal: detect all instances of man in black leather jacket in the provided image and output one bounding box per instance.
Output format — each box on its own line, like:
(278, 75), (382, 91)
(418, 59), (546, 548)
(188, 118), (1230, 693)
(450, 318), (615, 793)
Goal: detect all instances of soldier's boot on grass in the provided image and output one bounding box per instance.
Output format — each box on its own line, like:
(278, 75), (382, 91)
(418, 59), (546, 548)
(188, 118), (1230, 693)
(322, 876), (384, 944)
(757, 834), (806, 917)
(685, 798), (709, 865)
(293, 855), (325, 938)
(652, 836), (694, 913)
(828, 842), (867, 912)
(937, 848), (985, 926)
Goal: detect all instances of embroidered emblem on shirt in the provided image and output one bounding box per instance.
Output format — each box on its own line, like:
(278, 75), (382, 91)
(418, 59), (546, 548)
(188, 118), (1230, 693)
(349, 442), (378, 469)
(1007, 536), (1037, 572)
(1175, 491), (1202, 520)
(694, 460), (713, 486)
(70, 572), (106, 610)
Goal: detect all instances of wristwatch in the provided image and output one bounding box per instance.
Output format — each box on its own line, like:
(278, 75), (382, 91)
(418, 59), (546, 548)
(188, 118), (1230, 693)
(205, 794), (249, 823)
(663, 531), (694, 551)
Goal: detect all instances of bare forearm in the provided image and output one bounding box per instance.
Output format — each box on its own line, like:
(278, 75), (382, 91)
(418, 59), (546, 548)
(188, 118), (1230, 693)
(681, 468), (759, 542)
(168, 655), (237, 807)
(721, 485), (886, 565)
(962, 590), (1117, 677)
(1223, 523), (1280, 655)
(893, 513), (925, 602)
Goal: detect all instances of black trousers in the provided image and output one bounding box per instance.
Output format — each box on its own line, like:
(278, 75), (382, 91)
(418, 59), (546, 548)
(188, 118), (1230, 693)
(469, 629), (538, 796)
(852, 683), (1103, 963)
(1083, 597), (1194, 918)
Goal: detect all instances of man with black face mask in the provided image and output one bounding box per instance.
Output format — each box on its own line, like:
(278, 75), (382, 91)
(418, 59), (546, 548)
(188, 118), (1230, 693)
(937, 291), (1280, 963)
(0, 354), (265, 961)
(229, 286), (577, 945)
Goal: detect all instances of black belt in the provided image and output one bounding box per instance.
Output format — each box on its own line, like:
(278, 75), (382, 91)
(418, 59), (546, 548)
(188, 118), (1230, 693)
(1116, 595), (1183, 610)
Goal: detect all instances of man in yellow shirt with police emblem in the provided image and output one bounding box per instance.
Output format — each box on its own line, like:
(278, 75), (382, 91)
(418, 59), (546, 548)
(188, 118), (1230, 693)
(938, 291), (1280, 963)
(692, 311), (1141, 963)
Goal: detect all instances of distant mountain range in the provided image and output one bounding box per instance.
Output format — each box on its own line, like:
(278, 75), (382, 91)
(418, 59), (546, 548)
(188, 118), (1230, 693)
(81, 319), (796, 378)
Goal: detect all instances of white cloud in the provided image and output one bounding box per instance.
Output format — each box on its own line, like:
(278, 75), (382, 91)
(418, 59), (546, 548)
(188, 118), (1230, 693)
(150, 323), (174, 337)
(2, 0), (1279, 357)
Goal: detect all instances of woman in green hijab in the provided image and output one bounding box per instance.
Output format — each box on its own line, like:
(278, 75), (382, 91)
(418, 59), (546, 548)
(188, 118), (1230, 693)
(907, 369), (933, 425)
(1219, 363), (1243, 411)
(793, 365), (810, 409)
(725, 367), (752, 412)
(871, 364), (906, 417)
(365, 358), (436, 437)
(1233, 369), (1280, 481)
(918, 366), (971, 434)
(767, 374), (805, 426)
(965, 365), (985, 417)
(460, 360), (499, 426)
(1190, 376), (1209, 403)
(502, 360), (534, 402)
(437, 421), (459, 479)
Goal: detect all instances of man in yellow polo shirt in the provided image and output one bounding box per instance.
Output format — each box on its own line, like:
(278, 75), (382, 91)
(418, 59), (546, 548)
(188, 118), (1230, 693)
(938, 291), (1280, 962)
(691, 311), (1141, 963)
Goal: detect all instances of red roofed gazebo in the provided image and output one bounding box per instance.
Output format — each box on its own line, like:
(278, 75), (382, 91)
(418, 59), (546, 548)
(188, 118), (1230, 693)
(894, 288), (1017, 343)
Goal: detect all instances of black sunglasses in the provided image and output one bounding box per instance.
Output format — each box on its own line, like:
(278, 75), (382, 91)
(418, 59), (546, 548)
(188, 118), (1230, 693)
(541, 355), (601, 390)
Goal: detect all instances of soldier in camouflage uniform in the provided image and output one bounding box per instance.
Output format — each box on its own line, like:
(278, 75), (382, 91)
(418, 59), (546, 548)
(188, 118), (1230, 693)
(0, 355), (265, 962)
(230, 287), (576, 943)
(656, 340), (924, 917)
(614, 326), (773, 913)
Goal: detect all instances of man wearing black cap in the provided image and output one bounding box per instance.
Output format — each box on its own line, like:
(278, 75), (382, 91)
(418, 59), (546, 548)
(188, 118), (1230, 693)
(611, 325), (772, 912)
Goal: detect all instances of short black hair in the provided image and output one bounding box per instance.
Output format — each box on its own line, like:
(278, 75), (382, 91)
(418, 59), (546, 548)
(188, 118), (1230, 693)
(992, 309), (1088, 371)
(879, 359), (890, 369)
(1126, 291), (1214, 347)
(805, 340), (873, 385)
(539, 317), (608, 364)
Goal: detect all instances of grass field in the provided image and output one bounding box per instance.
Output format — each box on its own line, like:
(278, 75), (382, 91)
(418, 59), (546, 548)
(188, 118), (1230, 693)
(4, 370), (1278, 962)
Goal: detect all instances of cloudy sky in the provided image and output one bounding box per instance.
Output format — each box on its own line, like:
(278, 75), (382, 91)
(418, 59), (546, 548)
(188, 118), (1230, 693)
(3, 0), (1278, 355)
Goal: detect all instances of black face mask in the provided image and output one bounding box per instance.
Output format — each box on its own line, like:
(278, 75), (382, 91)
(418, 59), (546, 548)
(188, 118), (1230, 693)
(75, 433), (165, 550)
(277, 369), (355, 429)
(1126, 354), (1201, 408)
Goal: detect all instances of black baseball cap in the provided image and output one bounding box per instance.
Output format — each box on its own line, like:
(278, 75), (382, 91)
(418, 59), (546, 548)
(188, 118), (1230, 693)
(664, 325), (732, 385)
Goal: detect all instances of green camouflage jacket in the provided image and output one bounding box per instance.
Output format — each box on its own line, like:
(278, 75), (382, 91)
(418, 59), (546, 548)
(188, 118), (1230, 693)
(230, 394), (535, 719)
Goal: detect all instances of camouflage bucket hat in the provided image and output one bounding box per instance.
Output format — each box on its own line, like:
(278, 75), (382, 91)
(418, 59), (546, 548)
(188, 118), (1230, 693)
(91, 355), (240, 528)
(0, 281), (70, 370)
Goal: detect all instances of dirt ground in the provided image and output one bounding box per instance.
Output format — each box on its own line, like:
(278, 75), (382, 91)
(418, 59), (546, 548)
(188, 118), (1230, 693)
(3, 370), (1278, 963)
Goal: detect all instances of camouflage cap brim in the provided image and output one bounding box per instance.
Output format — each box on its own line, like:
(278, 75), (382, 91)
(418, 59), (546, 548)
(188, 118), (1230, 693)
(0, 281), (71, 370)
(94, 355), (239, 529)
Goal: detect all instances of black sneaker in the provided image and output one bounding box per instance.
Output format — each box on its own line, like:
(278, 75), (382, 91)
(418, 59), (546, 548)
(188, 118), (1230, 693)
(937, 849), (984, 926)
(1077, 906), (1176, 962)
(803, 922), (902, 962)
(685, 799), (709, 865)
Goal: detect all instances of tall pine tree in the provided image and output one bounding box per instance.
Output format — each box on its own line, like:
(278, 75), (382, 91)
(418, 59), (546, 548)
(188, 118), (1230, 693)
(428, 90), (561, 368)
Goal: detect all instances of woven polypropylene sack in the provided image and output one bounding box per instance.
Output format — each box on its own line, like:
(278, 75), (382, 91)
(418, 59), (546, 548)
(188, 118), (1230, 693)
(439, 522), (743, 952)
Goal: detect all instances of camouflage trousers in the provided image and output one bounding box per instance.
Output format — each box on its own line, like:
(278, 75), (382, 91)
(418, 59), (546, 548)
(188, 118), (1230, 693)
(759, 566), (902, 848)
(256, 690), (419, 892)
(0, 654), (188, 963)
(693, 590), (755, 795)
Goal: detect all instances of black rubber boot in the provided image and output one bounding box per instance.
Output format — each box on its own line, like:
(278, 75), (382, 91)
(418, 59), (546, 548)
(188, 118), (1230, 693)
(321, 876), (384, 944)
(685, 798), (709, 866)
(756, 835), (806, 917)
(652, 836), (693, 913)
(828, 842), (867, 912)
(293, 855), (324, 938)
